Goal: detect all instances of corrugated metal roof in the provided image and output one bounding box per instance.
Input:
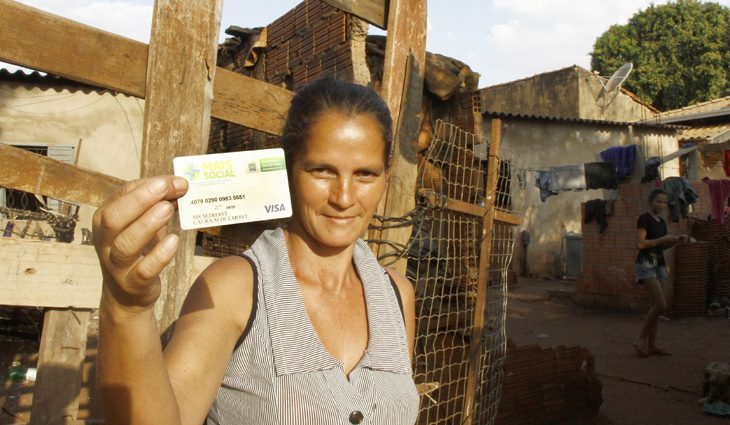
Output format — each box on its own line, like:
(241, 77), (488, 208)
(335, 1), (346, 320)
(678, 123), (730, 142)
(657, 96), (730, 119)
(482, 110), (679, 130)
(0, 68), (102, 93)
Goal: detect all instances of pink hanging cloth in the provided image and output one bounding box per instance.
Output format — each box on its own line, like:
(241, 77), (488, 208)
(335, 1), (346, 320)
(703, 178), (730, 223)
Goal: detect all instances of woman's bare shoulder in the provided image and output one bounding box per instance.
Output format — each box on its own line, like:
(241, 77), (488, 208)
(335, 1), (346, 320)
(181, 255), (256, 331)
(385, 268), (415, 304)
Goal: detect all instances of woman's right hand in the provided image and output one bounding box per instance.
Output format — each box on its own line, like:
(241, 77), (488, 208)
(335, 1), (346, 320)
(92, 176), (188, 313)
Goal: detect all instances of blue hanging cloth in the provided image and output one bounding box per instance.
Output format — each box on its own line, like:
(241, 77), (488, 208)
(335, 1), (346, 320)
(600, 144), (637, 182)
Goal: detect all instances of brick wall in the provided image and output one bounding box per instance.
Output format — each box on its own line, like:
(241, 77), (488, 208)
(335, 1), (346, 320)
(266, 0), (352, 88)
(494, 342), (602, 425)
(576, 181), (713, 312)
(209, 0), (354, 156)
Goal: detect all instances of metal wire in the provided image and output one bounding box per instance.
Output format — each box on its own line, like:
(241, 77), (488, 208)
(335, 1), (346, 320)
(200, 117), (527, 425)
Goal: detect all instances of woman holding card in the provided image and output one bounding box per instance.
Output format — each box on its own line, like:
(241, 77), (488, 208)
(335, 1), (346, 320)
(92, 78), (419, 424)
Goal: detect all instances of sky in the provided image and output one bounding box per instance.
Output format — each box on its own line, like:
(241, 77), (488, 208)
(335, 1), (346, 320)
(4, 0), (730, 87)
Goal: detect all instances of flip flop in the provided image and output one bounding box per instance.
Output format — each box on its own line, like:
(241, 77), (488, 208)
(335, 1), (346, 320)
(649, 348), (672, 356)
(633, 338), (649, 358)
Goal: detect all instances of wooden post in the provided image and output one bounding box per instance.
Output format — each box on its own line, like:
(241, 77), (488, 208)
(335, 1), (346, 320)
(373, 0), (427, 274)
(462, 118), (503, 424)
(138, 0), (223, 333)
(27, 129), (94, 425)
(29, 309), (92, 425)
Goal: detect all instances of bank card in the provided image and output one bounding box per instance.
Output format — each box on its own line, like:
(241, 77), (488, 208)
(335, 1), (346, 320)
(173, 148), (292, 230)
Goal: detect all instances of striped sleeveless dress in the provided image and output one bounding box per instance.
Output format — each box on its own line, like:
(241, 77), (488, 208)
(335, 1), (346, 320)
(206, 228), (420, 425)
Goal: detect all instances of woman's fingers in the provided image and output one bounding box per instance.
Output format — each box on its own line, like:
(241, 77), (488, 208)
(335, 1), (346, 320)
(131, 234), (179, 283)
(109, 234), (179, 308)
(94, 177), (188, 245)
(111, 176), (188, 205)
(108, 201), (175, 268)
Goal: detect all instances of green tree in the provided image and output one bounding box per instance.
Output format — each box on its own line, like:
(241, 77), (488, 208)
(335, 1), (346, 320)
(590, 0), (730, 111)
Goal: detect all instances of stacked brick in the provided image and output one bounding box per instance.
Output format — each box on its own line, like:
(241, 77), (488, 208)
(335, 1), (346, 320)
(494, 343), (602, 425)
(265, 0), (351, 88)
(577, 182), (711, 312)
(432, 91), (480, 139)
(578, 183), (657, 310)
(690, 220), (730, 302)
(208, 0), (353, 157)
(672, 241), (711, 316)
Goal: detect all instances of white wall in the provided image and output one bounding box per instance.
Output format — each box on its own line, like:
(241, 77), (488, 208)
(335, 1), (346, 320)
(0, 80), (143, 242)
(485, 118), (677, 278)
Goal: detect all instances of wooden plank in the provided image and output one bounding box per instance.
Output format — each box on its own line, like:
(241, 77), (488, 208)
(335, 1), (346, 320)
(212, 68), (291, 136)
(0, 239), (101, 308)
(0, 0), (147, 96)
(417, 188), (521, 225)
(0, 143), (123, 207)
(0, 0), (291, 135)
(321, 0), (388, 29)
(462, 118), (503, 424)
(495, 210), (521, 226)
(0, 238), (217, 308)
(30, 308), (91, 425)
(139, 0), (222, 333)
(374, 0), (427, 274)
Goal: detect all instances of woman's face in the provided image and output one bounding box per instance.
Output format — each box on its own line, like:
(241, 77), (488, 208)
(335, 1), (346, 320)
(650, 193), (668, 214)
(288, 111), (388, 250)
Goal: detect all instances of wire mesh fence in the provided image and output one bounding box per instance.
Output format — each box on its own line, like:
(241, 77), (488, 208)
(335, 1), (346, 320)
(405, 119), (524, 425)
(200, 117), (526, 424)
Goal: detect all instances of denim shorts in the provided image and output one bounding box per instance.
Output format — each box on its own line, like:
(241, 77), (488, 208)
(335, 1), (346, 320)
(635, 260), (668, 283)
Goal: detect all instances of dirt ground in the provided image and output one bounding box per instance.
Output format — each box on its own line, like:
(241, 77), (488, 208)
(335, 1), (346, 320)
(2, 278), (729, 424)
(508, 277), (730, 425)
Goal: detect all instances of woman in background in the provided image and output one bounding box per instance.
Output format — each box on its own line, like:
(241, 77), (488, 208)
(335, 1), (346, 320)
(634, 188), (686, 357)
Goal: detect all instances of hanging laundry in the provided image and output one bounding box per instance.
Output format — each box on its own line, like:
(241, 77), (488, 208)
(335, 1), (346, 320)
(662, 176), (699, 222)
(535, 171), (558, 202)
(548, 164), (586, 192)
(641, 156), (661, 183)
(517, 168), (527, 190)
(600, 144), (637, 182)
(585, 162), (618, 189)
(702, 178), (730, 223)
(584, 199), (609, 233)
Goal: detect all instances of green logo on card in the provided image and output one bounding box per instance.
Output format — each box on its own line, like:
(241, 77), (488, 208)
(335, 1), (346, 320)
(260, 157), (285, 172)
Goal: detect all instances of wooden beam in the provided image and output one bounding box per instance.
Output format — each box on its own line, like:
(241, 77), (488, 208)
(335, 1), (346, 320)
(321, 0), (388, 29)
(0, 238), (217, 309)
(462, 118), (503, 424)
(212, 68), (290, 136)
(0, 0), (147, 96)
(140, 0), (222, 333)
(0, 0), (291, 136)
(0, 239), (101, 308)
(495, 210), (521, 226)
(0, 143), (123, 207)
(417, 188), (522, 225)
(374, 0), (427, 274)
(30, 308), (91, 425)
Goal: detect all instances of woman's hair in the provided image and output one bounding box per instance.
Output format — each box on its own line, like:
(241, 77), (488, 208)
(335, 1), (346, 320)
(648, 188), (668, 201)
(279, 77), (393, 170)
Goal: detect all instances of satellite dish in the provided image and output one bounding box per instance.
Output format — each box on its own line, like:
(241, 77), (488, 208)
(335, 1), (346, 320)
(602, 63), (633, 92)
